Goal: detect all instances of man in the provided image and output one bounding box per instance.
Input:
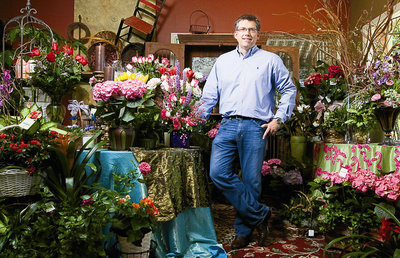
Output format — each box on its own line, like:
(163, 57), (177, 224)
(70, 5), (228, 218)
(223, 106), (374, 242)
(200, 14), (297, 249)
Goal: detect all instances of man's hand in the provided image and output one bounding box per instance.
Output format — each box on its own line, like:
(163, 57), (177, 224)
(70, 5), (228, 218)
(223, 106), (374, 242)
(261, 119), (281, 139)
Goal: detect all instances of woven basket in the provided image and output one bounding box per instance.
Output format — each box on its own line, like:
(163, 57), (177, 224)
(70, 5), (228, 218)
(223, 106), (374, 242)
(118, 233), (152, 258)
(0, 168), (41, 197)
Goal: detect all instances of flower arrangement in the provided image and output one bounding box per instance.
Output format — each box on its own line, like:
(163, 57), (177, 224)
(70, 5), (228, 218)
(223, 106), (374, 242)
(351, 48), (400, 110)
(92, 76), (156, 128)
(304, 61), (348, 136)
(27, 42), (88, 103)
(157, 61), (206, 133)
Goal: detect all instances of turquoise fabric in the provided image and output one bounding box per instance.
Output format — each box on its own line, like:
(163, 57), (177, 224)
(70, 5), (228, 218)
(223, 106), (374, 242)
(154, 207), (226, 258)
(314, 143), (400, 174)
(79, 149), (226, 258)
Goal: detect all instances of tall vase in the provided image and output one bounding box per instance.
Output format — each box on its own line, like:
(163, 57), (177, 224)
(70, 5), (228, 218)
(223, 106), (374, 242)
(374, 107), (400, 146)
(290, 135), (306, 163)
(46, 103), (66, 124)
(171, 131), (190, 148)
(109, 126), (136, 150)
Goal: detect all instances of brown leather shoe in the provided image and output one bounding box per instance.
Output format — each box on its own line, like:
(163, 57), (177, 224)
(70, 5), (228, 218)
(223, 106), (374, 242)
(256, 209), (271, 246)
(231, 235), (250, 250)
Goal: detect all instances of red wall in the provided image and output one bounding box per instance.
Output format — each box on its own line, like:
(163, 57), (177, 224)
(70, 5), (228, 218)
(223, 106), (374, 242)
(155, 0), (338, 43)
(0, 0), (348, 43)
(0, 0), (74, 39)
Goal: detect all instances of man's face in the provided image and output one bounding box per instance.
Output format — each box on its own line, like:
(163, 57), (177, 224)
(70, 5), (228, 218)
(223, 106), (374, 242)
(234, 19), (259, 52)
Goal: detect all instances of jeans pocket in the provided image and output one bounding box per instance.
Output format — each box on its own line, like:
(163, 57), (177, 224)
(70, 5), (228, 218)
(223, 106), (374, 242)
(250, 119), (265, 128)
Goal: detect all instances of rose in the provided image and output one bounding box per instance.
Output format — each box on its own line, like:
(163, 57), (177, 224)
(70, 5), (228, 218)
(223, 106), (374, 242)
(46, 52), (56, 62)
(138, 162), (151, 175)
(62, 45), (73, 55)
(75, 55), (88, 66)
(27, 48), (40, 57)
(371, 94), (381, 102)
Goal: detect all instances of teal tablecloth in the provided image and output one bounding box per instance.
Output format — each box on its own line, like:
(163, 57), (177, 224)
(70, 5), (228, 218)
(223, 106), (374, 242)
(80, 149), (226, 258)
(314, 142), (400, 174)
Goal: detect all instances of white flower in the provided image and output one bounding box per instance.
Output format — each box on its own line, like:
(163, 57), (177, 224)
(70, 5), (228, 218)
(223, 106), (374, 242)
(146, 78), (161, 90)
(192, 86), (202, 98)
(161, 80), (170, 91)
(194, 72), (203, 80)
(313, 121), (320, 127)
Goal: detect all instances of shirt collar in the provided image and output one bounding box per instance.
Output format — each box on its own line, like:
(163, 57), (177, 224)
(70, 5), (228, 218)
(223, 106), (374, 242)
(236, 45), (259, 58)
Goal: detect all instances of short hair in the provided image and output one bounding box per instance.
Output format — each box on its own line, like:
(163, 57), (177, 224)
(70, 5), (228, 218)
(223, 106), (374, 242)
(234, 14), (261, 31)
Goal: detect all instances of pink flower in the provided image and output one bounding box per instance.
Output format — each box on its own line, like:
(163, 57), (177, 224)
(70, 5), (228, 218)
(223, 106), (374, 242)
(169, 93), (178, 102)
(371, 94), (381, 102)
(82, 197), (94, 205)
(160, 109), (170, 120)
(207, 128), (218, 139)
(139, 162), (151, 175)
(172, 117), (182, 130)
(267, 158), (281, 166)
(261, 161), (271, 176)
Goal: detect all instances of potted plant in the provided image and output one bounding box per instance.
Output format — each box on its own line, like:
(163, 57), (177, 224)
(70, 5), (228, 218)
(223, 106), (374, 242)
(303, 61), (348, 142)
(108, 161), (159, 256)
(92, 75), (157, 150)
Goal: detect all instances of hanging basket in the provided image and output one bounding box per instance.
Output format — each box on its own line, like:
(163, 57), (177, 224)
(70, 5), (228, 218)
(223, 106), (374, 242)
(0, 168), (41, 197)
(189, 10), (210, 34)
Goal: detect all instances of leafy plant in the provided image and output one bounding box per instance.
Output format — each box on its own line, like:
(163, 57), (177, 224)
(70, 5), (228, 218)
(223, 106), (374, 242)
(324, 202), (400, 258)
(309, 177), (381, 235)
(43, 130), (106, 206)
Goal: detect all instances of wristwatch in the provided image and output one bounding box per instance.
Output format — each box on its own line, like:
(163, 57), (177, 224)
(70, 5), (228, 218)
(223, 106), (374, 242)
(274, 117), (283, 125)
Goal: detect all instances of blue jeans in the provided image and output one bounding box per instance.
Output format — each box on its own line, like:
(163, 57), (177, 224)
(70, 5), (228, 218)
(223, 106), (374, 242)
(210, 117), (270, 237)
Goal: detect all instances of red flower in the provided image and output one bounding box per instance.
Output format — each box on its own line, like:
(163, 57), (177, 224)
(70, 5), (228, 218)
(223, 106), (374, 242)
(46, 52), (56, 62)
(27, 166), (36, 175)
(186, 70), (195, 81)
(30, 140), (41, 145)
(172, 117), (182, 130)
(75, 55), (88, 66)
(27, 48), (40, 57)
(51, 42), (59, 52)
(62, 45), (74, 55)
(328, 65), (343, 78)
(0, 133), (6, 139)
(158, 67), (167, 75)
(17, 149), (22, 153)
(166, 67), (177, 75)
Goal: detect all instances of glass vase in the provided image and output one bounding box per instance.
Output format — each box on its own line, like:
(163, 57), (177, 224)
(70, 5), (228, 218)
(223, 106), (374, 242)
(46, 103), (66, 124)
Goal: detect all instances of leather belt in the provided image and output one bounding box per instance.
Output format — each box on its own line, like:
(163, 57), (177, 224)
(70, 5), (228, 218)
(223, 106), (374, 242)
(228, 115), (255, 120)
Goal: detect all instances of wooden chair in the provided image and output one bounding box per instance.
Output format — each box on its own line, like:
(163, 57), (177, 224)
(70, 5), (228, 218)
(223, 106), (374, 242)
(115, 0), (165, 45)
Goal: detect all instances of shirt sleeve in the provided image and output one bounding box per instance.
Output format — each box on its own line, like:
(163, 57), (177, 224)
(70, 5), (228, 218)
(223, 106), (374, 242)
(200, 62), (219, 120)
(272, 57), (297, 123)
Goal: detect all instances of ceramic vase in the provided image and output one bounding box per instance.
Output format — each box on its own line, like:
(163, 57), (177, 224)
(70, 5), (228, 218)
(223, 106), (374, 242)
(290, 135), (306, 163)
(109, 126), (136, 150)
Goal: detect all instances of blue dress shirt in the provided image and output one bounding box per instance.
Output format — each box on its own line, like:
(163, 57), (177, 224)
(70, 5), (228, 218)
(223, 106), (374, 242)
(200, 45), (297, 123)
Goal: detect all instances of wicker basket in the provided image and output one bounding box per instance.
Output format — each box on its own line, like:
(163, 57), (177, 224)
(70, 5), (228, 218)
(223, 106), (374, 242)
(0, 168), (41, 197)
(118, 233), (153, 258)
